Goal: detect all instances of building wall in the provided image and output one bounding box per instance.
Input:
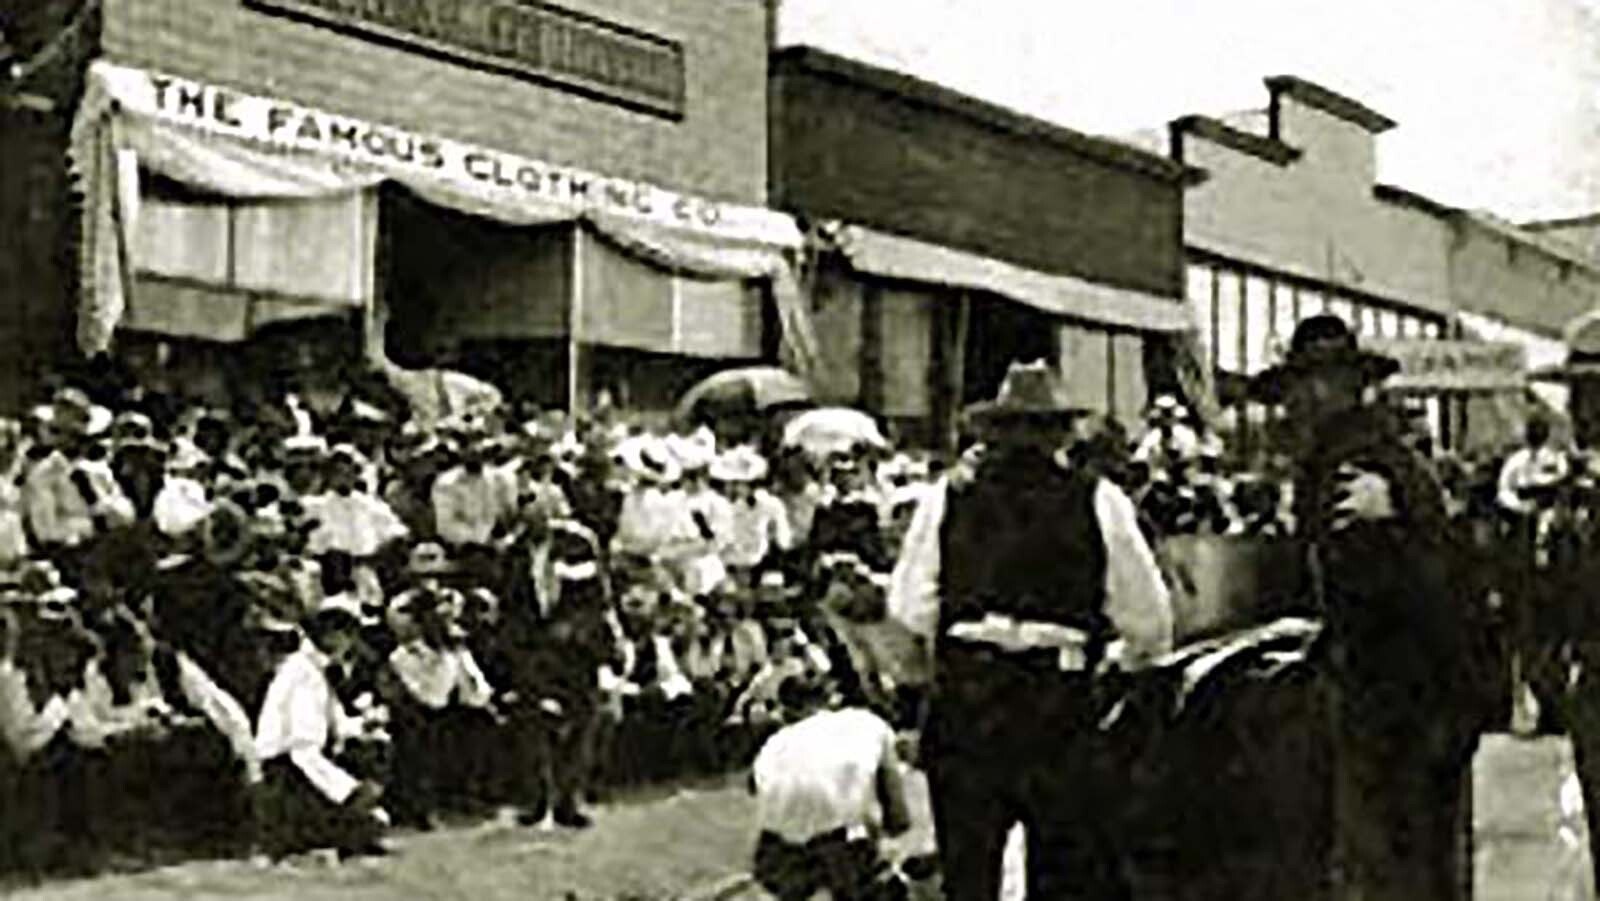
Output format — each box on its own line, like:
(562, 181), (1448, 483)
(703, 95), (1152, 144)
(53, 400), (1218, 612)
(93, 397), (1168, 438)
(1450, 221), (1600, 336)
(770, 51), (1187, 298)
(101, 0), (770, 204)
(1182, 98), (1453, 318)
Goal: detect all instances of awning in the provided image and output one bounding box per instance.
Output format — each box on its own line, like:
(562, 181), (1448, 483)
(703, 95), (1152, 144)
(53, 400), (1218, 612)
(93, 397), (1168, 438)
(68, 61), (820, 376)
(830, 225), (1196, 334)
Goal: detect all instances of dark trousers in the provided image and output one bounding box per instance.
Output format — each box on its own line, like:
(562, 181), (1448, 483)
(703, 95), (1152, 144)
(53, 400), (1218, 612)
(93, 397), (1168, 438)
(1330, 704), (1472, 901)
(925, 644), (1133, 901)
(253, 759), (382, 859)
(752, 829), (903, 901)
(508, 702), (599, 819)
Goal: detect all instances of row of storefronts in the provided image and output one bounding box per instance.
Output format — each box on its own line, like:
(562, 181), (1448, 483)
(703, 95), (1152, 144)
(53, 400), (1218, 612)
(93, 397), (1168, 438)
(1, 0), (1597, 451)
(1130, 77), (1600, 453)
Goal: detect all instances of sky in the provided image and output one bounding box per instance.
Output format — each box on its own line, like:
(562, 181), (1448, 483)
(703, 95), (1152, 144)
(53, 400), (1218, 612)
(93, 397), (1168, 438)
(779, 0), (1600, 223)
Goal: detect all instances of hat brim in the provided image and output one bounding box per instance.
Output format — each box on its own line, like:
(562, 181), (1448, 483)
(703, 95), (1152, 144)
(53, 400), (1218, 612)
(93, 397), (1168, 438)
(1246, 350), (1401, 404)
(962, 404), (1091, 425)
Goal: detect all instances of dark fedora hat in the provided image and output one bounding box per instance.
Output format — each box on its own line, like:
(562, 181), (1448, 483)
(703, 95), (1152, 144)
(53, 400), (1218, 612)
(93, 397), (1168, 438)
(962, 360), (1090, 424)
(1248, 314), (1400, 403)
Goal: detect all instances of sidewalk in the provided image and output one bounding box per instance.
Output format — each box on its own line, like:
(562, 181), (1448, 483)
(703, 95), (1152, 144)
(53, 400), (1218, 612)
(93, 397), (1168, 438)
(1475, 733), (1591, 901)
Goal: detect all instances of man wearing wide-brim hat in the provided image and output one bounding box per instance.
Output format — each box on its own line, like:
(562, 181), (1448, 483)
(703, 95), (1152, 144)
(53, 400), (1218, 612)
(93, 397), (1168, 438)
(1246, 314), (1488, 901)
(886, 358), (1174, 901)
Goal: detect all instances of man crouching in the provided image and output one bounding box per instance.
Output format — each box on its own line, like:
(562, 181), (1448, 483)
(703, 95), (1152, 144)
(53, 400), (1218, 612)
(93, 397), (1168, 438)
(750, 675), (913, 901)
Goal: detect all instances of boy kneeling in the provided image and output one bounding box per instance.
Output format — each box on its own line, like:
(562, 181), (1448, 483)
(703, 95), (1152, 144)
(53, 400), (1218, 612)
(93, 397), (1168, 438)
(750, 675), (912, 901)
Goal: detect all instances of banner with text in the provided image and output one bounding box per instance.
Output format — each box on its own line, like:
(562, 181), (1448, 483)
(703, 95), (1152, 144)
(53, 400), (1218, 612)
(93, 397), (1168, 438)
(88, 61), (799, 249)
(1365, 338), (1527, 393)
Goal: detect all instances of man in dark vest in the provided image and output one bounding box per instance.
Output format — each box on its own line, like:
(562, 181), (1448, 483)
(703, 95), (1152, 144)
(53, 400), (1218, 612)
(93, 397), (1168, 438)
(888, 360), (1175, 901)
(1248, 315), (1490, 901)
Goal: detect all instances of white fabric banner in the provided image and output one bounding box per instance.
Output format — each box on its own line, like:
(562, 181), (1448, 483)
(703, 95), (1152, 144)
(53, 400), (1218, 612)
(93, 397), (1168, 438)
(68, 60), (819, 377)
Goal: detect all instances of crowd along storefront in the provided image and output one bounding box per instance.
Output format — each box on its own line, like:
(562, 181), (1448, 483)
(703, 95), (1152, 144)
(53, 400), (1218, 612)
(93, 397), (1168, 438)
(70, 61), (811, 414)
(771, 48), (1202, 450)
(44, 0), (819, 416)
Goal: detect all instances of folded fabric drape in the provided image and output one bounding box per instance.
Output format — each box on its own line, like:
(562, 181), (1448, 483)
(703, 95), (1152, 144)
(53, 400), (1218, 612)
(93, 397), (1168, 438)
(68, 60), (820, 381)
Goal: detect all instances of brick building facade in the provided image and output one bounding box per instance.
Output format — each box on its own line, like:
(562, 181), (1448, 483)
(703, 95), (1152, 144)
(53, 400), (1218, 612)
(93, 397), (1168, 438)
(3, 0), (797, 414)
(770, 47), (1196, 447)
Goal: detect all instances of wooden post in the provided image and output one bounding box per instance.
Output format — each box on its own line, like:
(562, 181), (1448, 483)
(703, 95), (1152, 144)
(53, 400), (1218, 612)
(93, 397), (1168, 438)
(941, 291), (971, 455)
(568, 223), (586, 415)
(360, 189), (386, 368)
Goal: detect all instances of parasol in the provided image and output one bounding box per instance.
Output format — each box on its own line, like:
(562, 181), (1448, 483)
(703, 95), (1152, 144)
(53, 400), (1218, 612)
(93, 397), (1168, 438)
(675, 366), (812, 425)
(781, 407), (888, 457)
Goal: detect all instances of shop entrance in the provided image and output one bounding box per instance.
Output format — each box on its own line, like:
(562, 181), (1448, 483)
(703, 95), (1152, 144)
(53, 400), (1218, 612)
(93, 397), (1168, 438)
(962, 294), (1059, 405)
(380, 188), (573, 408)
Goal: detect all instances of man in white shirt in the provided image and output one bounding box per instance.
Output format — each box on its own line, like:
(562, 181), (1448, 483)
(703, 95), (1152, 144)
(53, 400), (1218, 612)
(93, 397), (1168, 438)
(431, 437), (518, 547)
(712, 447), (793, 581)
(888, 361), (1173, 901)
(1497, 417), (1569, 517)
(253, 597), (389, 860)
(23, 389), (127, 558)
(384, 594), (498, 828)
(303, 446), (409, 561)
(751, 675), (911, 901)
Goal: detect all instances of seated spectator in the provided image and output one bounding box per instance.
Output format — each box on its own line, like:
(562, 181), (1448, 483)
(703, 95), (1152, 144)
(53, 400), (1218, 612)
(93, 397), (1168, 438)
(750, 676), (912, 901)
(252, 595), (390, 862)
(381, 593), (498, 829)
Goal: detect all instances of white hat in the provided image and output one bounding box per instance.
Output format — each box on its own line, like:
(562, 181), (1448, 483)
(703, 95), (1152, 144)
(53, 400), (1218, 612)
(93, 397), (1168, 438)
(616, 436), (682, 485)
(283, 434), (329, 456)
(710, 445), (769, 483)
(666, 430), (717, 472)
(1150, 395), (1186, 418)
(314, 593), (367, 627)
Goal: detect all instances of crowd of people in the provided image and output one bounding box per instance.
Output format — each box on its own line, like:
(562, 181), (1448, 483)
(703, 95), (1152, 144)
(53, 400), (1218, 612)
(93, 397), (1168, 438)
(0, 378), (943, 876)
(0, 340), (1582, 895)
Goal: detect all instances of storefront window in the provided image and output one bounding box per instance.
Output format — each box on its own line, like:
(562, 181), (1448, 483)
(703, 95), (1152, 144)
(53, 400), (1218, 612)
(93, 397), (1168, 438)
(1271, 282), (1297, 355)
(1299, 289), (1325, 319)
(132, 173), (371, 308)
(1375, 309), (1400, 338)
(1243, 275), (1272, 374)
(1215, 271), (1242, 374)
(1188, 264), (1217, 370)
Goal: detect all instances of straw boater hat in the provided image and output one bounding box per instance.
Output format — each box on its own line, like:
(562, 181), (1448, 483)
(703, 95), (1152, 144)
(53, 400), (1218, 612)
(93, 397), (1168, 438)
(616, 436), (683, 485)
(310, 592), (365, 632)
(962, 360), (1090, 426)
(1247, 314), (1401, 404)
(667, 429), (718, 473)
(710, 446), (769, 484)
(50, 388), (112, 438)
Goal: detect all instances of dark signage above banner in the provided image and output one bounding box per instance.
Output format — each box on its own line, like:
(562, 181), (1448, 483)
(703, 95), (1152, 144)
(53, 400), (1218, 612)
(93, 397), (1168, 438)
(246, 0), (686, 117)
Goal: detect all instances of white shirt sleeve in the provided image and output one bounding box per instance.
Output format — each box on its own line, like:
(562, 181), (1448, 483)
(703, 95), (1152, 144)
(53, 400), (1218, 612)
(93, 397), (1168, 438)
(177, 653), (260, 781)
(431, 475), (473, 546)
(256, 655), (360, 804)
(455, 650), (495, 709)
(1497, 450), (1531, 514)
(1095, 480), (1176, 668)
(887, 479), (947, 641)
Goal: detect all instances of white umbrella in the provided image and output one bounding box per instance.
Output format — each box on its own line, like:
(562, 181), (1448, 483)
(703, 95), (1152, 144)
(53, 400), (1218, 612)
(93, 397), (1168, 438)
(781, 407), (888, 457)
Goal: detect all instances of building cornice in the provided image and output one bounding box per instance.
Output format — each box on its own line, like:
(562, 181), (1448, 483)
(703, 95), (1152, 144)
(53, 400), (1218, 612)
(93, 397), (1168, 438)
(1266, 75), (1396, 134)
(772, 45), (1203, 185)
(1170, 114), (1301, 166)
